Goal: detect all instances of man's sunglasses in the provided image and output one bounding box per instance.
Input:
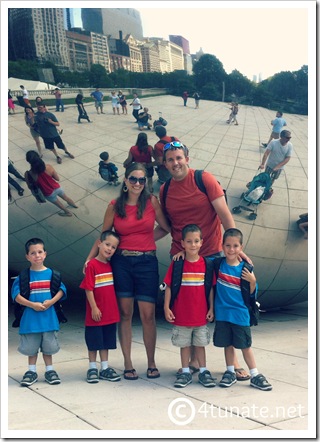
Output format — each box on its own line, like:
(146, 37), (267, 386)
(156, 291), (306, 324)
(163, 141), (185, 151)
(128, 176), (146, 185)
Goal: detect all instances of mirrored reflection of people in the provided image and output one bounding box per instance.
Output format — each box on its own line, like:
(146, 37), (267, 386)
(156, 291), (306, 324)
(118, 91), (128, 115)
(8, 158), (25, 196)
(153, 126), (180, 184)
(259, 130), (293, 185)
(8, 89), (15, 114)
(24, 106), (43, 157)
(75, 94), (92, 124)
(193, 92), (200, 109)
(154, 142), (252, 381)
(25, 150), (78, 217)
(35, 102), (75, 164)
(182, 91), (189, 107)
(52, 88), (64, 112)
(84, 163), (171, 380)
(137, 107), (152, 131)
(227, 102), (239, 125)
(297, 213), (308, 239)
(20, 85), (31, 106)
(129, 93), (141, 122)
(90, 88), (104, 114)
(123, 132), (156, 193)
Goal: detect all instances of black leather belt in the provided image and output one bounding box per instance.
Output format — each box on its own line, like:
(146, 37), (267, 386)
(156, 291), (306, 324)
(116, 249), (156, 257)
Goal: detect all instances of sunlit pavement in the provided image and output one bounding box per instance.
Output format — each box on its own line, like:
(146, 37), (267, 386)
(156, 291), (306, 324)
(6, 96), (311, 436)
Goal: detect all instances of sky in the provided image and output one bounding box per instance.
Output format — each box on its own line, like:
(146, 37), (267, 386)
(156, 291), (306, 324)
(71, 1), (312, 81)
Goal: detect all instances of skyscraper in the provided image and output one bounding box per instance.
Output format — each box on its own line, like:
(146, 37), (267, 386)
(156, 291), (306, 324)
(9, 8), (69, 69)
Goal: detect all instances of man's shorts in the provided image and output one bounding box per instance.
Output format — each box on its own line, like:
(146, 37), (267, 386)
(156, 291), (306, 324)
(95, 100), (103, 108)
(111, 253), (159, 303)
(271, 131), (280, 139)
(45, 187), (65, 203)
(43, 136), (65, 151)
(213, 321), (252, 349)
(265, 165), (282, 181)
(85, 323), (117, 351)
(18, 331), (60, 356)
(172, 325), (210, 348)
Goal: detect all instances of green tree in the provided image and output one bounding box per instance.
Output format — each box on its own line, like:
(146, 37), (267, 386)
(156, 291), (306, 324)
(89, 64), (112, 88)
(193, 54), (227, 90)
(226, 69), (254, 101)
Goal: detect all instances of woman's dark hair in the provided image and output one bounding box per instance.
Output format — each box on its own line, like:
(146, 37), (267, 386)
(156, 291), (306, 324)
(136, 132), (149, 154)
(24, 106), (35, 115)
(26, 150), (46, 175)
(35, 96), (43, 103)
(114, 162), (149, 220)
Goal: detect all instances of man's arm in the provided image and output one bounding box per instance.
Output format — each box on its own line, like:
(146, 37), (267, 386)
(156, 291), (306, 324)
(259, 149), (271, 169)
(211, 196), (235, 231)
(273, 156), (291, 170)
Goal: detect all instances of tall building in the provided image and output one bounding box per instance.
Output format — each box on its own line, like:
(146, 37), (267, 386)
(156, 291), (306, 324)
(169, 35), (190, 55)
(9, 8), (69, 69)
(66, 29), (93, 71)
(82, 8), (143, 40)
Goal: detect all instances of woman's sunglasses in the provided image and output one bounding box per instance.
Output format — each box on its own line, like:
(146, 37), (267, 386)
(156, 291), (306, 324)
(128, 176), (147, 185)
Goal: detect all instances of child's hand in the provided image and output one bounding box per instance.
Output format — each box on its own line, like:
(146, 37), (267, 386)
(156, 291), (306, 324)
(33, 302), (46, 311)
(206, 309), (214, 322)
(91, 306), (102, 322)
(82, 261), (89, 275)
(42, 299), (52, 309)
(241, 267), (256, 284)
(172, 251), (185, 261)
(164, 308), (175, 323)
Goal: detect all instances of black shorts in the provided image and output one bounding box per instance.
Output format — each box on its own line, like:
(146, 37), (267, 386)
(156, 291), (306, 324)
(85, 323), (117, 351)
(213, 320), (252, 349)
(43, 136), (65, 151)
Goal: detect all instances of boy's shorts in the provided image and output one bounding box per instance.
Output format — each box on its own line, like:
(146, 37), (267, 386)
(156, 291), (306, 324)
(18, 331), (60, 356)
(85, 323), (117, 351)
(172, 325), (210, 348)
(213, 321), (252, 349)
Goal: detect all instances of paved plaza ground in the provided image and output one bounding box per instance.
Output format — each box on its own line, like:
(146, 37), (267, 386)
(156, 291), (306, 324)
(5, 95), (313, 437)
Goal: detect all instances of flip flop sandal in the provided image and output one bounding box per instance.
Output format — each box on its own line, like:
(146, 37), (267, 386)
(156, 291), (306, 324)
(58, 212), (72, 217)
(123, 369), (138, 380)
(147, 368), (160, 379)
(235, 368), (251, 381)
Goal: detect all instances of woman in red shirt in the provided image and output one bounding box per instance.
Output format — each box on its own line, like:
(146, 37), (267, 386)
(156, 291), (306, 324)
(85, 162), (171, 380)
(123, 133), (156, 193)
(25, 150), (78, 217)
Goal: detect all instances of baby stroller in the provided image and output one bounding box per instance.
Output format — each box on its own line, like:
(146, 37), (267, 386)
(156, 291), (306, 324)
(153, 112), (168, 129)
(232, 171), (273, 220)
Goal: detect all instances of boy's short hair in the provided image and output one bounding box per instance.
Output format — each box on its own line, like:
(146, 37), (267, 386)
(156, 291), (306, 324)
(25, 238), (45, 254)
(182, 224), (202, 240)
(277, 111), (283, 116)
(99, 151), (109, 161)
(223, 228), (243, 245)
(100, 230), (120, 244)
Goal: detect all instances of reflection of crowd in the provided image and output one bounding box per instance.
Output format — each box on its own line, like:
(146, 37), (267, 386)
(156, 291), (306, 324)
(10, 94), (301, 392)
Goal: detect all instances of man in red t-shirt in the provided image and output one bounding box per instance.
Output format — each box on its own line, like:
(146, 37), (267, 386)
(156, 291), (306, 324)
(153, 126), (180, 184)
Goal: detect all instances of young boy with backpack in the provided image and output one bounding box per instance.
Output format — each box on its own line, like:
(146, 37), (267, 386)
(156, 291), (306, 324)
(98, 151), (120, 186)
(163, 224), (216, 389)
(11, 238), (67, 387)
(213, 228), (272, 391)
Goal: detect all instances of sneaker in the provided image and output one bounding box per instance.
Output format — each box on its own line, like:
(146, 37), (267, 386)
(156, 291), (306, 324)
(250, 373), (272, 391)
(99, 367), (121, 382)
(219, 370), (237, 388)
(174, 372), (192, 388)
(20, 370), (38, 387)
(261, 143), (268, 148)
(198, 370), (216, 388)
(45, 370), (61, 385)
(18, 189), (24, 196)
(87, 368), (99, 384)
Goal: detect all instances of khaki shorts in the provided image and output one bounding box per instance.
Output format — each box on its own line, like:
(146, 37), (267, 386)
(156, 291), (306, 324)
(271, 131), (280, 139)
(171, 325), (210, 348)
(18, 331), (60, 356)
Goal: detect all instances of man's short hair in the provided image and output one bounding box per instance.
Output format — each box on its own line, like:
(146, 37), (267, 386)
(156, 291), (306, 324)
(155, 125), (167, 138)
(280, 130), (291, 138)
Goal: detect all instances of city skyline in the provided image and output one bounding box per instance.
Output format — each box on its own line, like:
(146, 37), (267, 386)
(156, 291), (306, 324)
(69, 2), (311, 81)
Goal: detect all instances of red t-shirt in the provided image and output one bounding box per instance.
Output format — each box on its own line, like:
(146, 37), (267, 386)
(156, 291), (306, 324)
(129, 145), (153, 164)
(160, 169), (225, 256)
(164, 257), (209, 327)
(36, 172), (60, 196)
(154, 136), (179, 160)
(111, 198), (156, 251)
(80, 258), (120, 326)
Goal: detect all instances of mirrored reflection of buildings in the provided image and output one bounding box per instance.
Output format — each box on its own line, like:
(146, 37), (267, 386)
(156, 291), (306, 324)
(9, 7), (197, 76)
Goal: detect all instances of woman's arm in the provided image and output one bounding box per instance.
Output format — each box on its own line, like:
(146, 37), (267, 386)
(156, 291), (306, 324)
(46, 164), (60, 181)
(151, 195), (171, 233)
(123, 151), (133, 168)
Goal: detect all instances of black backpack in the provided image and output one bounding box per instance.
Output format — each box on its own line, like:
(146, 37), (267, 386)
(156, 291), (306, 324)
(162, 170), (227, 214)
(169, 257), (214, 309)
(213, 257), (260, 326)
(12, 268), (67, 328)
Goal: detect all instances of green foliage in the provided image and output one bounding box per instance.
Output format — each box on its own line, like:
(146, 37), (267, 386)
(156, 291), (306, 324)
(193, 54), (227, 89)
(89, 64), (113, 88)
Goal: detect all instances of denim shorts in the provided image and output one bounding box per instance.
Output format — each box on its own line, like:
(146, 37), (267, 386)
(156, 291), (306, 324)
(213, 321), (252, 349)
(111, 253), (159, 303)
(18, 331), (60, 356)
(45, 187), (64, 203)
(85, 323), (117, 351)
(172, 325), (210, 348)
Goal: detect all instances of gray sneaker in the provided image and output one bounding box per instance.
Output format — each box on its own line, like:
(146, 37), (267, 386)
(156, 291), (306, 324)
(87, 368), (99, 384)
(20, 370), (38, 387)
(198, 370), (216, 388)
(219, 370), (237, 388)
(174, 372), (192, 388)
(250, 373), (272, 391)
(99, 367), (121, 382)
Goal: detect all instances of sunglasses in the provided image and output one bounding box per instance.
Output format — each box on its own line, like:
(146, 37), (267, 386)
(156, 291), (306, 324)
(128, 176), (146, 185)
(284, 137), (291, 140)
(163, 141), (185, 151)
